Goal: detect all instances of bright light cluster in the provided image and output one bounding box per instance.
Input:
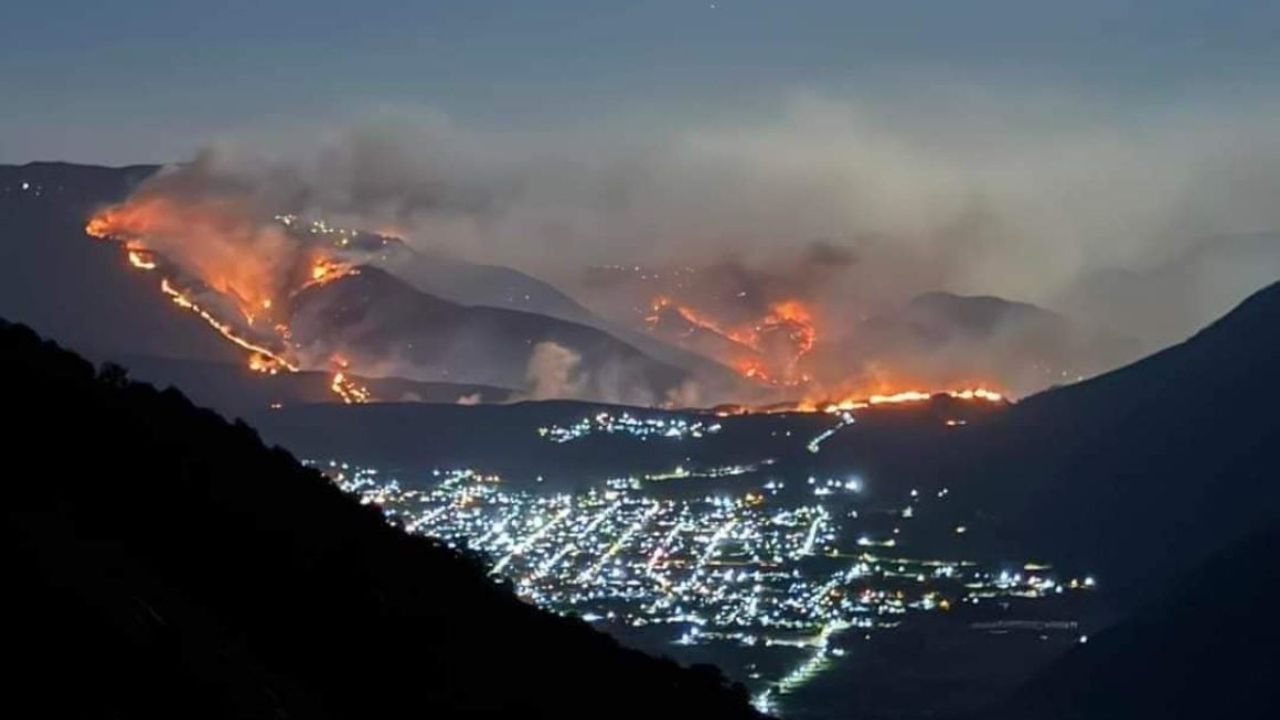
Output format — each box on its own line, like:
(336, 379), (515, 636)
(539, 411), (722, 444)
(318, 460), (1096, 713)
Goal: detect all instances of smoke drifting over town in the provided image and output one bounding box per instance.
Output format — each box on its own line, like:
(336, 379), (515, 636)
(92, 93), (1280, 400)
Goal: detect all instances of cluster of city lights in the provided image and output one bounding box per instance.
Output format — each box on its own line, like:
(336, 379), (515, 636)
(539, 412), (723, 444)
(317, 460), (1096, 714)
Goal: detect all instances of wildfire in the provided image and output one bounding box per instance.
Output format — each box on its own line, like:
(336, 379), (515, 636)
(755, 299), (816, 383)
(648, 297), (748, 345)
(330, 371), (373, 405)
(645, 289), (1017, 416)
(810, 387), (1005, 414)
(127, 249), (157, 270)
(159, 278), (299, 374)
(88, 193), (1002, 412)
(735, 358), (770, 381)
(84, 213), (115, 240)
(301, 256), (359, 291)
(86, 205), (374, 405)
(714, 385), (1007, 416)
(648, 296), (818, 386)
(328, 356), (372, 404)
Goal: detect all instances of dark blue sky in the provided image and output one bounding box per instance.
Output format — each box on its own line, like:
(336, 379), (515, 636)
(3, 1), (1277, 164)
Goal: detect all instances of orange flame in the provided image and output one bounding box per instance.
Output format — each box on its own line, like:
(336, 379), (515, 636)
(88, 200), (375, 405)
(804, 387), (1005, 414)
(85, 213), (116, 240)
(86, 196), (291, 324)
(300, 256), (359, 291)
(330, 370), (373, 405)
(160, 278), (299, 374)
(648, 295), (818, 386)
(127, 249), (157, 271)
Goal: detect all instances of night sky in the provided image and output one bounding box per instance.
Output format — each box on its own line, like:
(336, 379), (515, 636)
(3, 1), (1277, 164)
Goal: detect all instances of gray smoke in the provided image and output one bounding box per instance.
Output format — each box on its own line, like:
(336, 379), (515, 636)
(524, 341), (586, 400)
(119, 92), (1280, 395)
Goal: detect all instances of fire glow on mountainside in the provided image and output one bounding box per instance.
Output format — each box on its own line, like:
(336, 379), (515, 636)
(88, 197), (1007, 411)
(86, 205), (372, 405)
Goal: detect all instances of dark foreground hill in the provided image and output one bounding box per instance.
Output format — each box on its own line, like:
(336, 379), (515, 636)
(1, 319), (761, 720)
(982, 523), (1279, 720)
(906, 280), (1280, 602)
(907, 282), (1280, 716)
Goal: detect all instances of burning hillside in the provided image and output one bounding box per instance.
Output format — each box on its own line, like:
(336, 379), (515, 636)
(84, 186), (1019, 411)
(640, 284), (1020, 406)
(579, 253), (1139, 402)
(710, 386), (1006, 417)
(646, 296), (816, 386)
(84, 180), (692, 406)
(86, 197), (374, 404)
(80, 161), (1115, 409)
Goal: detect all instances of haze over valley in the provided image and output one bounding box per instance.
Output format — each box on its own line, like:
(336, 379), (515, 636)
(3, 3), (1278, 718)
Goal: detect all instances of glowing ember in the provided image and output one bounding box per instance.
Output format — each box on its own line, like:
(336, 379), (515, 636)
(950, 388), (1003, 402)
(88, 196), (997, 411)
(813, 387), (1005, 414)
(87, 207), (374, 405)
(331, 370), (373, 405)
(762, 300), (816, 357)
(159, 278), (299, 374)
(648, 296), (818, 386)
(84, 214), (114, 240)
(85, 197), (288, 316)
(302, 256), (359, 291)
(126, 249), (157, 270)
(648, 296), (750, 345)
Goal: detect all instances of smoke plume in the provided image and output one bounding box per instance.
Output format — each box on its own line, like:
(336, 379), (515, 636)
(524, 342), (585, 400)
(87, 92), (1280, 400)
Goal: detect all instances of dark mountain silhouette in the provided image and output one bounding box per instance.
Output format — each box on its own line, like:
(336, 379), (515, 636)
(904, 292), (1063, 334)
(0, 162), (237, 362)
(226, 282), (1280, 718)
(1060, 232), (1280, 354)
(842, 291), (1138, 396)
(790, 281), (1280, 717)
(981, 522), (1279, 720)
(278, 215), (740, 386)
(292, 266), (690, 402)
(384, 242), (609, 326)
(905, 280), (1280, 603)
(279, 217), (737, 382)
(1, 318), (762, 720)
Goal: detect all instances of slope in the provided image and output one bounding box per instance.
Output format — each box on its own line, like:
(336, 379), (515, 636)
(983, 522), (1278, 720)
(913, 280), (1280, 601)
(0, 162), (237, 362)
(291, 266), (690, 402)
(1, 319), (761, 720)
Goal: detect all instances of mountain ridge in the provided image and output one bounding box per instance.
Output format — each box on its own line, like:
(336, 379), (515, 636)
(915, 280), (1280, 601)
(979, 521), (1279, 720)
(1, 317), (763, 720)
